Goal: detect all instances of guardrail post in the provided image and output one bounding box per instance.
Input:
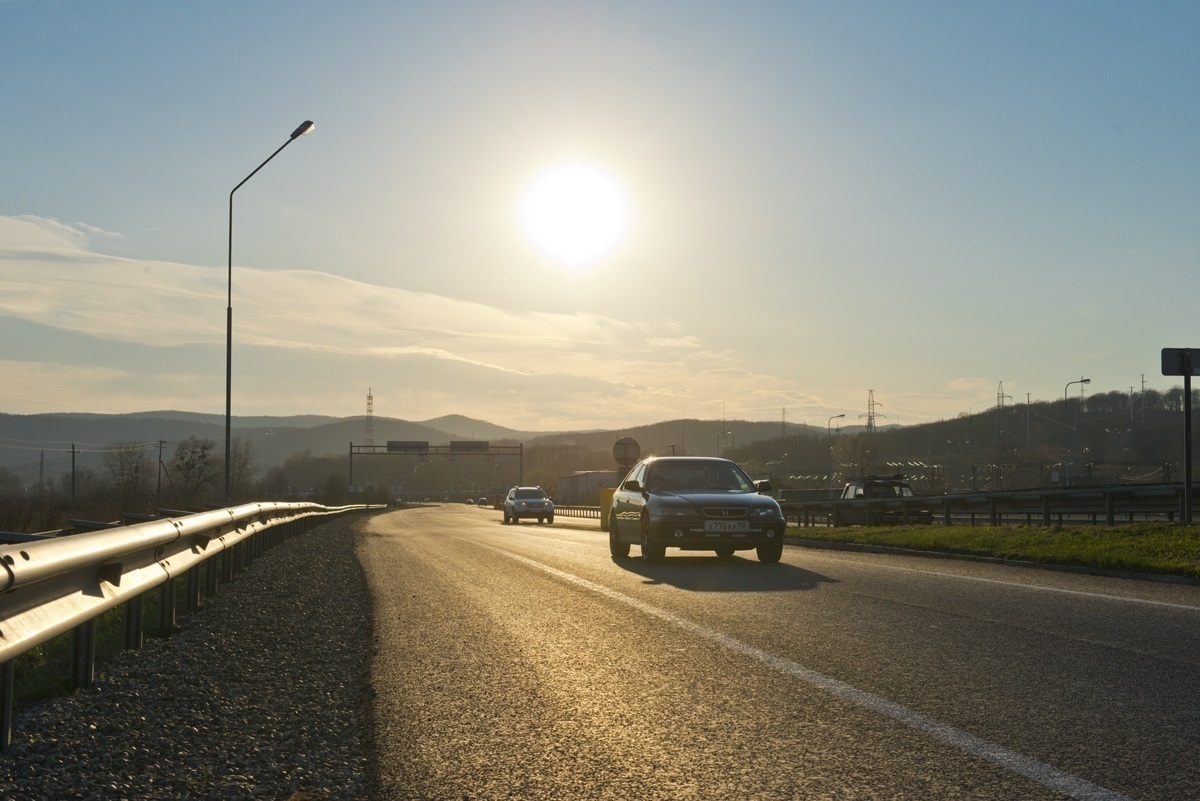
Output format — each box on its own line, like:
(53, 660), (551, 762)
(988, 498), (999, 526)
(124, 595), (144, 651)
(2, 660), (13, 752)
(185, 565), (201, 613)
(1105, 492), (1115, 525)
(72, 619), (97, 689)
(206, 556), (219, 596)
(158, 579), (176, 636)
(1041, 495), (1051, 526)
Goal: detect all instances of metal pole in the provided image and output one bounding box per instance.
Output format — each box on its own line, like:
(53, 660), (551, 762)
(827, 414), (844, 496)
(1185, 368), (1193, 523)
(225, 121), (314, 504)
(1063, 377), (1090, 488)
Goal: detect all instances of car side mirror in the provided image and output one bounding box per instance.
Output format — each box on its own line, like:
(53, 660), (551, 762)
(756, 480), (774, 494)
(624, 479), (642, 492)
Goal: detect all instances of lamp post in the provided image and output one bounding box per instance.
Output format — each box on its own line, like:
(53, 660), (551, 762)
(1063, 377), (1091, 487)
(225, 120), (314, 503)
(827, 413), (845, 495)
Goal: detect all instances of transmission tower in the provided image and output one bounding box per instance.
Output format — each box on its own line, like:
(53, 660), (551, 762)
(996, 381), (1012, 409)
(365, 387), (375, 447)
(861, 390), (885, 433)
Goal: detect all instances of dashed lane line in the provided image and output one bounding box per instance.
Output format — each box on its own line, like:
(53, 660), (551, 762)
(475, 541), (1134, 801)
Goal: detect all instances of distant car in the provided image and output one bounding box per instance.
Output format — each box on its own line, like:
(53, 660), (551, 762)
(503, 486), (554, 524)
(478, 497), (490, 507)
(833, 475), (933, 526)
(607, 456), (786, 563)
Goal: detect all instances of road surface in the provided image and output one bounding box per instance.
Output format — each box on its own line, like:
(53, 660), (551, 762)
(359, 505), (1200, 799)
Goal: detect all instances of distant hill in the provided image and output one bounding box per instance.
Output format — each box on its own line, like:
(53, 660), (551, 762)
(0, 411), (833, 485)
(415, 414), (532, 441)
(0, 412), (492, 485)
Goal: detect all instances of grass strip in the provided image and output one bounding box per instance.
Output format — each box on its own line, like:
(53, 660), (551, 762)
(792, 522), (1200, 579)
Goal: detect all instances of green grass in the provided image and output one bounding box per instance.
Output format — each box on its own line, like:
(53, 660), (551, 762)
(12, 579), (184, 708)
(790, 522), (1200, 579)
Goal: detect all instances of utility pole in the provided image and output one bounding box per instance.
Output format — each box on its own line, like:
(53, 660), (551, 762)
(157, 439), (167, 499)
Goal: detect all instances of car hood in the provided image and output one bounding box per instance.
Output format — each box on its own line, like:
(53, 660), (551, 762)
(650, 490), (779, 508)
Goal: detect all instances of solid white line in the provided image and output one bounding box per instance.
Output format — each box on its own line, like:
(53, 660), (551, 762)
(812, 554), (1200, 612)
(477, 542), (1133, 801)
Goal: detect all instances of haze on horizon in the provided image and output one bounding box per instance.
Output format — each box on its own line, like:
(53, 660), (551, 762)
(1, 3), (1196, 433)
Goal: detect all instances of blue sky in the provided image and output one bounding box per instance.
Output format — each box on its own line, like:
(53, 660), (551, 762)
(1, 1), (1197, 431)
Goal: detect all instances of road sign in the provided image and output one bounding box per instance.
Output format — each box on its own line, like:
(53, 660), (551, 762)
(1161, 348), (1200, 376)
(1160, 348), (1196, 522)
(612, 437), (640, 469)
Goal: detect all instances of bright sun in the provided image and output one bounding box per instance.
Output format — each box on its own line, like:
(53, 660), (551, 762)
(520, 162), (630, 267)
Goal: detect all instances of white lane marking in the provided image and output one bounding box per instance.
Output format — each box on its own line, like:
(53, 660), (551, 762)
(477, 542), (1133, 801)
(812, 554), (1200, 612)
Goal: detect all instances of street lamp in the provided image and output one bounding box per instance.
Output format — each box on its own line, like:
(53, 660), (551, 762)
(827, 413), (845, 494)
(225, 120), (315, 503)
(1063, 377), (1091, 487)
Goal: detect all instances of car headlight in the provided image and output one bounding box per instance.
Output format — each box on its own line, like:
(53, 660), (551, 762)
(750, 507), (780, 518)
(660, 506), (694, 518)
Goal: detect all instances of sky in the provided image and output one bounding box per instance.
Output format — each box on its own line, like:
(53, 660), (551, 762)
(1, 1), (1197, 433)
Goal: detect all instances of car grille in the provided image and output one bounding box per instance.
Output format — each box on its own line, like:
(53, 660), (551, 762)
(701, 507), (748, 518)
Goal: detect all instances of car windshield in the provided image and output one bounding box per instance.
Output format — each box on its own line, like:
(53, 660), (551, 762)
(644, 461), (755, 493)
(514, 488), (546, 499)
(863, 483), (914, 498)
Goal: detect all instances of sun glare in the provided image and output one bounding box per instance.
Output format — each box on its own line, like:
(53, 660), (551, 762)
(520, 162), (630, 268)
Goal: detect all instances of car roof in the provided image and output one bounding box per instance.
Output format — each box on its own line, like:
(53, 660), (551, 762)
(640, 456), (736, 465)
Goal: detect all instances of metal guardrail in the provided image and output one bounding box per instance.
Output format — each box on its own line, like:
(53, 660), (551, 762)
(552, 505), (602, 520)
(0, 501), (379, 751)
(783, 483), (1200, 527)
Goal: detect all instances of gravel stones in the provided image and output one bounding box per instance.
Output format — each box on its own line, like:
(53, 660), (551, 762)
(0, 518), (375, 800)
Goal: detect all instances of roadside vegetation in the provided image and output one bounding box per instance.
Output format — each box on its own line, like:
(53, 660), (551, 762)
(790, 522), (1200, 580)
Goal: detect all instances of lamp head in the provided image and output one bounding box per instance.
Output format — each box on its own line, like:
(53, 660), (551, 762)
(291, 120), (315, 139)
(1082, 378), (1091, 385)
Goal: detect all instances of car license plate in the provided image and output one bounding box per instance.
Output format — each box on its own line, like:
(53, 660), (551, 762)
(704, 520), (748, 533)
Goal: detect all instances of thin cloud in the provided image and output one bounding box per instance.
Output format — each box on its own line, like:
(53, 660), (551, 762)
(0, 214), (831, 425)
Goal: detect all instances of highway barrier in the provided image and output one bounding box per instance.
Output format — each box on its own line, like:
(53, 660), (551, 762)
(0, 502), (380, 751)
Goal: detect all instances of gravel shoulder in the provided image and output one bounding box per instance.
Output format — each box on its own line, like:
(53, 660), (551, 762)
(0, 517), (376, 801)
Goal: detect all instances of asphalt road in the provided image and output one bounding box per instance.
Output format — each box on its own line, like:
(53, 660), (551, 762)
(359, 505), (1200, 800)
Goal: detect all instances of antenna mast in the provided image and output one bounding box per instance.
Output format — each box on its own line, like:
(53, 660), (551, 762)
(365, 387), (375, 447)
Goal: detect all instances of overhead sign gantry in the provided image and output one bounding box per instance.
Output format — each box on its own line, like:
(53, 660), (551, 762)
(348, 440), (524, 486)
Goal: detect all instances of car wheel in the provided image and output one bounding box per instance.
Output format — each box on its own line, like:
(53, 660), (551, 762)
(609, 517), (630, 558)
(503, 510), (511, 524)
(756, 542), (783, 564)
(640, 515), (665, 562)
(537, 516), (544, 524)
(546, 514), (554, 524)
(642, 540), (665, 562)
(715, 547), (735, 559)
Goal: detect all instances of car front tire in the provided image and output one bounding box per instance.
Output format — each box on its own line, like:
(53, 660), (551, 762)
(715, 547), (735, 559)
(756, 541), (783, 564)
(639, 513), (665, 561)
(609, 516), (630, 558)
(642, 541), (666, 562)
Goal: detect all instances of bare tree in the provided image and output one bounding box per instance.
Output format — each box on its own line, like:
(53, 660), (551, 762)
(228, 436), (257, 503)
(103, 441), (153, 515)
(170, 436), (220, 507)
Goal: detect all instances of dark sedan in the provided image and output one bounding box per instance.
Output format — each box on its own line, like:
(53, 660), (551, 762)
(608, 456), (786, 563)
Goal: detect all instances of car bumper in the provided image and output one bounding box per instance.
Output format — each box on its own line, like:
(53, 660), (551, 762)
(511, 507), (553, 518)
(643, 520), (785, 549)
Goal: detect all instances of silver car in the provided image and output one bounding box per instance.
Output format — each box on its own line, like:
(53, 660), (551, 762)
(503, 486), (555, 524)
